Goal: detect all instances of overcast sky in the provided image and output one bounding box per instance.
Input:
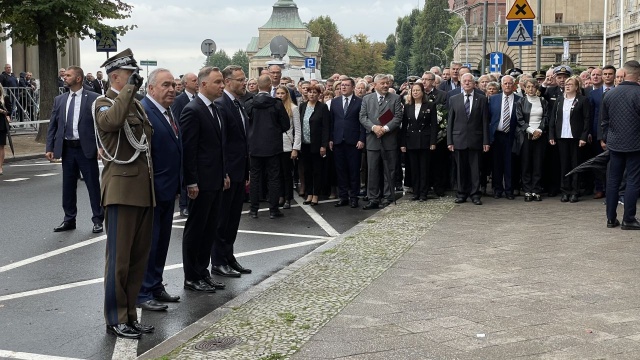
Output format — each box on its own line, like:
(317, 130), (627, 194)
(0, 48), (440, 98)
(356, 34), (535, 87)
(51, 0), (421, 78)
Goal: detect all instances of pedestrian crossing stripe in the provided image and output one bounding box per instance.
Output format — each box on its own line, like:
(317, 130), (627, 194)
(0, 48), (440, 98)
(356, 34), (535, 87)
(508, 20), (533, 43)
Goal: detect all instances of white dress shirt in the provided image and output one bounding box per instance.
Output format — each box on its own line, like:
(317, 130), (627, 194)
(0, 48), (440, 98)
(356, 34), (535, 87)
(498, 93), (514, 132)
(65, 88), (83, 140)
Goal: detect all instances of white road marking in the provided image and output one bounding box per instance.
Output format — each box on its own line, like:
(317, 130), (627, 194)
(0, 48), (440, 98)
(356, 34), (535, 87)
(33, 173), (58, 177)
(3, 178), (29, 182)
(0, 350), (84, 360)
(111, 308), (141, 360)
(0, 235), (106, 273)
(8, 163), (61, 167)
(294, 198), (341, 237)
(0, 238), (331, 303)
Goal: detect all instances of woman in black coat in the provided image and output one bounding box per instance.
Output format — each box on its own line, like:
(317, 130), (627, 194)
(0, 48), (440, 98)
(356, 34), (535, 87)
(549, 76), (591, 203)
(298, 84), (330, 205)
(516, 79), (548, 202)
(400, 83), (437, 201)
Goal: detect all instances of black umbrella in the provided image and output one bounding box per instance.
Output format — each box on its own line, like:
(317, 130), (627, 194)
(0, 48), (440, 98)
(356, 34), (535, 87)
(566, 150), (609, 177)
(5, 118), (13, 157)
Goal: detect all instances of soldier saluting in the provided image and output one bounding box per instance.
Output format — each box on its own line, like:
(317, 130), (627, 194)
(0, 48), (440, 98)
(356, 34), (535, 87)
(93, 48), (156, 339)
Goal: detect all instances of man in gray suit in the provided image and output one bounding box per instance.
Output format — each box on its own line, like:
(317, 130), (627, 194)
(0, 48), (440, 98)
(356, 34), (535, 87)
(447, 73), (490, 205)
(359, 74), (403, 209)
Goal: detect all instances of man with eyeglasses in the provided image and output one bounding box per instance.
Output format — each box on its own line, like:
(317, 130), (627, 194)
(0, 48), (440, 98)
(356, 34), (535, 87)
(267, 64), (297, 105)
(210, 65), (252, 278)
(421, 71), (448, 197)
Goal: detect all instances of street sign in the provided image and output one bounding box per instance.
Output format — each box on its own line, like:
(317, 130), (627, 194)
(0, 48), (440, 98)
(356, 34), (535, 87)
(201, 39), (216, 57)
(506, 0), (536, 20)
(463, 63), (472, 69)
(507, 20), (534, 46)
(140, 60), (157, 66)
(96, 31), (117, 53)
(490, 64), (502, 72)
(542, 37), (564, 47)
(305, 57), (316, 68)
(490, 52), (503, 66)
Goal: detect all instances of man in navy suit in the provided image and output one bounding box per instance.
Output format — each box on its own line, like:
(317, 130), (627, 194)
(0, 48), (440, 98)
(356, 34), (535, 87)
(589, 65), (616, 198)
(210, 65), (251, 278)
(45, 66), (103, 233)
(330, 78), (365, 208)
(136, 69), (182, 311)
(170, 72), (198, 217)
(181, 67), (229, 293)
(489, 75), (521, 199)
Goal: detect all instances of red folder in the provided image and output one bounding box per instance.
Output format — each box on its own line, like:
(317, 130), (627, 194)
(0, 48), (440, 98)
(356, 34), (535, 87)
(378, 109), (394, 126)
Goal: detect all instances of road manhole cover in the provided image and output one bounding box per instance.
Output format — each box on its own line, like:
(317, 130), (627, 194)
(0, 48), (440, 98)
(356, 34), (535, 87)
(193, 336), (243, 351)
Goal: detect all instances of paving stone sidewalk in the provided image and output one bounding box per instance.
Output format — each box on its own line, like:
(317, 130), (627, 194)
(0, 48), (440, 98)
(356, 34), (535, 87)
(151, 195), (640, 360)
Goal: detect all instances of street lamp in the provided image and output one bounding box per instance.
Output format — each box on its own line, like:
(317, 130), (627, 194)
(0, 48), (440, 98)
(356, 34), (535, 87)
(434, 47), (448, 66)
(397, 60), (410, 81)
(444, 8), (469, 65)
(430, 53), (443, 68)
(438, 31), (456, 63)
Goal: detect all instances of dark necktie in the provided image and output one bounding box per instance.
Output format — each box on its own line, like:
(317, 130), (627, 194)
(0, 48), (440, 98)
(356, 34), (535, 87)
(164, 110), (178, 137)
(65, 93), (76, 140)
(464, 94), (471, 118)
(344, 97), (349, 114)
(502, 96), (510, 133)
(210, 104), (221, 130)
(604, 87), (610, 93)
(233, 99), (246, 131)
(378, 95), (384, 106)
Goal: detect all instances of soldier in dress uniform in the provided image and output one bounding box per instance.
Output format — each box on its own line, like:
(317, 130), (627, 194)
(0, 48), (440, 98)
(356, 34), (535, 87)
(93, 48), (156, 339)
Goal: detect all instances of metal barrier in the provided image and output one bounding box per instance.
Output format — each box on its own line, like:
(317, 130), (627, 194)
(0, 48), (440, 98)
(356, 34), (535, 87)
(3, 87), (40, 130)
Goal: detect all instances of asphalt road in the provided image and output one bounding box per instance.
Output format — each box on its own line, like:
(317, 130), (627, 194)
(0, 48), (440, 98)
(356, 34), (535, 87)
(0, 158), (380, 359)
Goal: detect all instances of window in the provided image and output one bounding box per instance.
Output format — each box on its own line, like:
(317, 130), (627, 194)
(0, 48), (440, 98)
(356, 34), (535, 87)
(609, 50), (615, 65)
(570, 54), (578, 64)
(555, 53), (563, 63)
(635, 44), (640, 60)
(555, 13), (563, 23)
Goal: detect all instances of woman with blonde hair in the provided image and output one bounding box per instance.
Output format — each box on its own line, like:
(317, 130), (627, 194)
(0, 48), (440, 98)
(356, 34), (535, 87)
(274, 85), (301, 209)
(0, 84), (11, 175)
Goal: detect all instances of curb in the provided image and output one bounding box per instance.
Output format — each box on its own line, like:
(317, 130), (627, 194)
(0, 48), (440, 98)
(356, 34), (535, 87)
(137, 203), (396, 360)
(5, 153), (43, 163)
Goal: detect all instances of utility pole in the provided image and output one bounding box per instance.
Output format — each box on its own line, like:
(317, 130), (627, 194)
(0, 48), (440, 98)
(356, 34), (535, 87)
(536, 0), (542, 70)
(482, 1), (489, 73)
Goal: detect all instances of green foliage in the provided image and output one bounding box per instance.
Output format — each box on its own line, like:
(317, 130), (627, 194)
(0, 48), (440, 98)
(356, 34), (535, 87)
(277, 312), (296, 323)
(384, 34), (396, 60)
(394, 9), (420, 82)
(308, 16), (346, 76)
(259, 354), (285, 360)
(343, 34), (393, 77)
(205, 50), (231, 69)
(231, 50), (250, 75)
(411, 0), (452, 74)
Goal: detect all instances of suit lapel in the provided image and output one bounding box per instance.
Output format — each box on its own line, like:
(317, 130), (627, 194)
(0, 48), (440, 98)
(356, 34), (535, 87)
(152, 102), (180, 146)
(198, 98), (221, 138)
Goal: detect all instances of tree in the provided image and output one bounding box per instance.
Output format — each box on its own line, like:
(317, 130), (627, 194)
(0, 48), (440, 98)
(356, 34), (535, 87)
(205, 50), (231, 69)
(394, 9), (420, 83)
(411, 0), (452, 73)
(384, 34), (396, 60)
(231, 50), (249, 76)
(307, 16), (346, 76)
(0, 1), (134, 143)
(343, 34), (392, 77)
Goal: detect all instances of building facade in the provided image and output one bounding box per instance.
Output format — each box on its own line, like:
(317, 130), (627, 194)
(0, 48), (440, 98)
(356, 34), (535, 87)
(604, 0), (640, 68)
(0, 37), (80, 79)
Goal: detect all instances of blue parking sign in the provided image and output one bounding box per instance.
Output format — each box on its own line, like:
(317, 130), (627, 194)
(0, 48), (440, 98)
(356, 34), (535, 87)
(305, 57), (316, 69)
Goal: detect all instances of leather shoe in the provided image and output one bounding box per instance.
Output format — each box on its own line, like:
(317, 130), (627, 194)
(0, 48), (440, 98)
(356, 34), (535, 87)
(180, 208), (189, 217)
(621, 219), (640, 230)
(454, 197), (466, 204)
(270, 210), (284, 219)
(472, 198), (483, 205)
(593, 191), (605, 199)
(350, 199), (359, 208)
(334, 199), (349, 207)
(493, 193), (502, 199)
(228, 259), (252, 274)
(204, 275), (226, 289)
(184, 279), (216, 292)
(154, 290), (180, 302)
(129, 320), (154, 333)
(249, 211), (258, 219)
(362, 202), (379, 210)
(211, 264), (241, 278)
(283, 201), (291, 209)
(411, 195), (420, 201)
(607, 219), (620, 228)
(136, 299), (168, 311)
(569, 195), (579, 203)
(560, 194), (569, 202)
(106, 323), (141, 339)
(53, 221), (76, 232)
(506, 194), (515, 200)
(92, 223), (103, 233)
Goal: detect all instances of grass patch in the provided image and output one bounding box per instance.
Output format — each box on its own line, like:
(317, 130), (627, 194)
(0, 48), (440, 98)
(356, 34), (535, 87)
(365, 219), (376, 223)
(322, 249), (338, 255)
(277, 311), (296, 323)
(259, 353), (285, 360)
(299, 324), (311, 330)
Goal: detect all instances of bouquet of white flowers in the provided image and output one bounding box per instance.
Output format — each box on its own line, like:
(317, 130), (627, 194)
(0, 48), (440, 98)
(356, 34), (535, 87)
(436, 104), (448, 143)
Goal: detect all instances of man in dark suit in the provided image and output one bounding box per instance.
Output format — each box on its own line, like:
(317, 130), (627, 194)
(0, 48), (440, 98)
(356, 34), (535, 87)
(602, 60), (640, 230)
(489, 75), (521, 199)
(588, 65), (616, 199)
(422, 71), (449, 197)
(210, 65), (251, 278)
(94, 49), (155, 339)
(181, 67), (229, 293)
(438, 62), (462, 93)
(136, 68), (182, 312)
(447, 73), (490, 205)
(584, 67), (603, 97)
(92, 70), (108, 95)
(330, 78), (365, 209)
(170, 72), (198, 217)
(245, 74), (290, 219)
(359, 74), (403, 209)
(45, 66), (103, 233)
(267, 64), (297, 105)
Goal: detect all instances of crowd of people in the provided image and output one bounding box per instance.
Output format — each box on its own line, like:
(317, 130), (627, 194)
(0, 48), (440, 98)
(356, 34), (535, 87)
(18, 44), (640, 339)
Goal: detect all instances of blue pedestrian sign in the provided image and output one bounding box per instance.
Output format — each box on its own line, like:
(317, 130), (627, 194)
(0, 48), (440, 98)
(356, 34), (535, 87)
(96, 31), (117, 52)
(305, 57), (316, 69)
(507, 20), (534, 46)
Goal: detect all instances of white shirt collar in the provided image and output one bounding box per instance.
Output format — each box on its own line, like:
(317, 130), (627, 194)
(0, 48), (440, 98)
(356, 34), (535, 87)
(69, 88), (83, 97)
(224, 89), (237, 102)
(198, 92), (213, 107)
(145, 94), (169, 115)
(184, 89), (196, 98)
